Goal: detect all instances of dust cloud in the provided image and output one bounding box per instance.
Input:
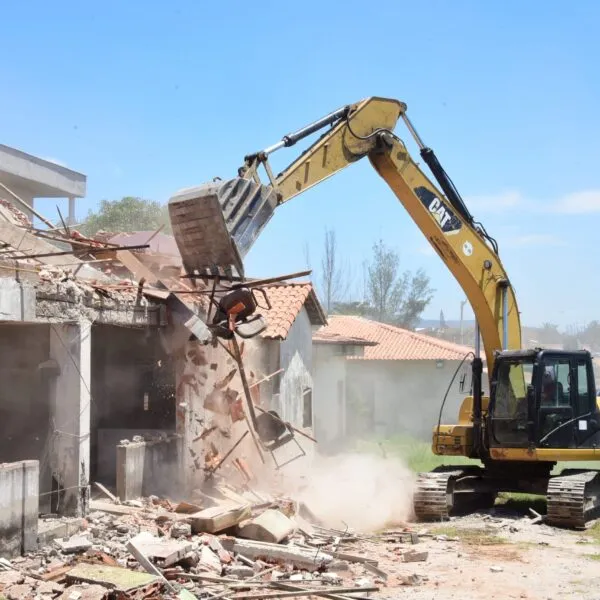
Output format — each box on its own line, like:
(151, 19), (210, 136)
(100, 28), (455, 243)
(270, 451), (416, 534)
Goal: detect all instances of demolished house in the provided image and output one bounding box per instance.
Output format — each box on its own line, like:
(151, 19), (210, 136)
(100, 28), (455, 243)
(0, 147), (325, 558)
(0, 148), (433, 600)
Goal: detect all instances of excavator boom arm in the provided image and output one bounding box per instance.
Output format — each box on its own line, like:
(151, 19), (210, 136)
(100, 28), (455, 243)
(169, 96), (522, 378)
(240, 97), (522, 374)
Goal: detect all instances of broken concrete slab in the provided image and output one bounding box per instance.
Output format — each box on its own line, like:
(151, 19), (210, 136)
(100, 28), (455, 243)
(171, 522), (192, 538)
(36, 580), (65, 595)
(191, 504), (251, 534)
(54, 535), (93, 554)
(226, 565), (254, 579)
(58, 583), (109, 600)
(200, 534), (232, 564)
(237, 509), (296, 544)
(128, 531), (193, 567)
(0, 571), (23, 588)
(199, 546), (222, 574)
(221, 538), (332, 571)
(402, 550), (428, 563)
(4, 582), (36, 600)
(38, 518), (85, 547)
(65, 563), (161, 596)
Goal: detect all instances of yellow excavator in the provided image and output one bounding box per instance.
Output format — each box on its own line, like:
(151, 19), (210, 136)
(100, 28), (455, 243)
(169, 97), (600, 528)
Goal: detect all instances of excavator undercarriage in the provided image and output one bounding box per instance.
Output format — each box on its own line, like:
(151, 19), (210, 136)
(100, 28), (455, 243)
(414, 464), (600, 529)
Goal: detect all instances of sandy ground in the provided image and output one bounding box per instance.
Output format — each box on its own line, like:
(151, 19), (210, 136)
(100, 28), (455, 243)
(344, 507), (600, 600)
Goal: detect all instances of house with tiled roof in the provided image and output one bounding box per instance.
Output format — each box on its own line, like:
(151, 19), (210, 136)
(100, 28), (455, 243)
(312, 315), (478, 446)
(250, 282), (327, 435)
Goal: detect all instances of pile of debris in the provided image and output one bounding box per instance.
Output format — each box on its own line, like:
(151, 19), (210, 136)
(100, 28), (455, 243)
(1, 484), (426, 600)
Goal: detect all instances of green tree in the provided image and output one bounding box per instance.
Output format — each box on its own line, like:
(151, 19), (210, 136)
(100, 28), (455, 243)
(332, 300), (371, 316)
(366, 239), (434, 328)
(80, 196), (172, 236)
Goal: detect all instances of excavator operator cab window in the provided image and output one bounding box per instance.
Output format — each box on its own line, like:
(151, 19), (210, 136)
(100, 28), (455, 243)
(535, 355), (598, 449)
(489, 358), (531, 447)
(540, 363), (569, 407)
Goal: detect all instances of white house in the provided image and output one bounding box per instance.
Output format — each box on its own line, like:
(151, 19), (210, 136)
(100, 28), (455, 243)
(312, 315), (478, 448)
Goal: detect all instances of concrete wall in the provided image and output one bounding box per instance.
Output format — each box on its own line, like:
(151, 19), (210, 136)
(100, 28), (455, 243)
(96, 429), (168, 484)
(116, 435), (183, 501)
(0, 461), (39, 558)
(277, 352), (313, 429)
(0, 324), (53, 511)
(48, 321), (91, 516)
(346, 359), (469, 440)
(0, 278), (36, 321)
(312, 344), (348, 449)
(272, 306), (315, 429)
(280, 307), (313, 373)
(0, 324), (50, 463)
(91, 325), (176, 487)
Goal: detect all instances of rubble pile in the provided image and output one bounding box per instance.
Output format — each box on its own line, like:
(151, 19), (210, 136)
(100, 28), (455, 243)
(0, 484), (426, 600)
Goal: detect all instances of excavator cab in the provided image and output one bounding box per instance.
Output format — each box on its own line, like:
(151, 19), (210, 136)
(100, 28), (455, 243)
(488, 349), (600, 451)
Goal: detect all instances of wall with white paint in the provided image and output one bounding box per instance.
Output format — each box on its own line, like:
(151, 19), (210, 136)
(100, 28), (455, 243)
(312, 344), (348, 449)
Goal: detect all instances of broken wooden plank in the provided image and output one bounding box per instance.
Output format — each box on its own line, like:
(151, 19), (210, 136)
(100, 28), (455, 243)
(41, 565), (72, 582)
(93, 482), (118, 503)
(362, 561), (389, 581)
(272, 582), (373, 600)
(329, 551), (379, 566)
(89, 500), (146, 516)
(115, 250), (160, 285)
(217, 485), (253, 506)
(174, 501), (203, 514)
(223, 586), (379, 599)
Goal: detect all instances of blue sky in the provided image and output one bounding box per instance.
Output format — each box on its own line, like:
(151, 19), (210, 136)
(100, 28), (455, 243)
(1, 1), (598, 328)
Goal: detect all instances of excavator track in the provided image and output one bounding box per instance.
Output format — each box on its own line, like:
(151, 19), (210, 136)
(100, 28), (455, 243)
(413, 468), (467, 521)
(546, 471), (600, 529)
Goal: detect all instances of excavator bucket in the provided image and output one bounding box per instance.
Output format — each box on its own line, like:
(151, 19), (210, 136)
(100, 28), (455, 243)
(168, 178), (278, 277)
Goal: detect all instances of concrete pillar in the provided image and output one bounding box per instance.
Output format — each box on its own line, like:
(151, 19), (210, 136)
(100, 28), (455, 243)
(68, 197), (76, 225)
(48, 321), (91, 516)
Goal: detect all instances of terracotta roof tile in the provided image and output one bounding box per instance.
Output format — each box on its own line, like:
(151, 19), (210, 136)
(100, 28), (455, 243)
(314, 315), (474, 361)
(312, 331), (377, 346)
(260, 282), (326, 340)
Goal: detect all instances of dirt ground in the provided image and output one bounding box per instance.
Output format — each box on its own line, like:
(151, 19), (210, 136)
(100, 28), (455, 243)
(360, 506), (600, 600)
